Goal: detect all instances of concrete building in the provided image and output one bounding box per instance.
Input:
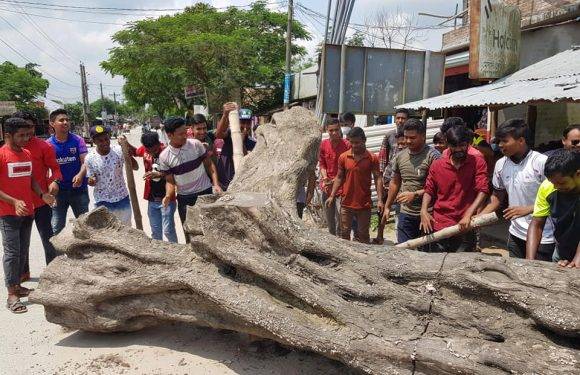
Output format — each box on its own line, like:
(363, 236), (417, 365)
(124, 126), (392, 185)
(442, 0), (580, 145)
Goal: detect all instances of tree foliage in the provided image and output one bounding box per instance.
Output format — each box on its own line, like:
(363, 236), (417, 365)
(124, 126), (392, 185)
(0, 61), (49, 108)
(101, 1), (309, 116)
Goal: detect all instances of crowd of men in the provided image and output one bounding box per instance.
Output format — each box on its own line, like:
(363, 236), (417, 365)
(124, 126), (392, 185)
(320, 109), (579, 267)
(1, 103), (578, 314)
(0, 103), (255, 313)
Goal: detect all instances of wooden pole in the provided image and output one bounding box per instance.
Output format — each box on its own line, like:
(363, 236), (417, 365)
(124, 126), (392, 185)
(119, 139), (143, 230)
(395, 213), (498, 249)
(228, 106), (244, 173)
(527, 105), (537, 148)
(421, 108), (429, 125)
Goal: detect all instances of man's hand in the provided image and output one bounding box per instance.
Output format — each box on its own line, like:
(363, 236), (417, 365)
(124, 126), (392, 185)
(72, 173), (84, 188)
(13, 200), (29, 216)
(87, 176), (97, 186)
(503, 206), (532, 220)
(162, 195), (171, 208)
(325, 195), (335, 208)
(222, 102), (238, 117)
(396, 191), (415, 204)
(380, 208), (391, 226)
(213, 184), (223, 194)
(458, 213), (473, 232)
(377, 200), (385, 215)
(143, 171), (162, 181)
(48, 181), (59, 196)
(41, 193), (56, 207)
(420, 210), (434, 233)
(558, 254), (580, 269)
(117, 135), (128, 146)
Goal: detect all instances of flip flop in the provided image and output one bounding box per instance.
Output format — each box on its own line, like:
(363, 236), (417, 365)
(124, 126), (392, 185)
(6, 299), (27, 314)
(17, 286), (34, 297)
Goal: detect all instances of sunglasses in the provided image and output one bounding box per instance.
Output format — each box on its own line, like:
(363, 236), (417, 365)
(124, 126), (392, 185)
(572, 140), (580, 146)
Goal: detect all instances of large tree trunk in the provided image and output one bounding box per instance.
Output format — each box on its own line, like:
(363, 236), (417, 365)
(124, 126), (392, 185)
(31, 107), (580, 374)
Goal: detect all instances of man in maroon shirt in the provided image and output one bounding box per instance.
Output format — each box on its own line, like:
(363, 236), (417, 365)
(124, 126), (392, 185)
(14, 111), (62, 276)
(319, 119), (350, 236)
(420, 126), (489, 252)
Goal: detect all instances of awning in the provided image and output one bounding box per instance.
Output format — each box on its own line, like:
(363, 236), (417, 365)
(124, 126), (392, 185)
(398, 47), (580, 110)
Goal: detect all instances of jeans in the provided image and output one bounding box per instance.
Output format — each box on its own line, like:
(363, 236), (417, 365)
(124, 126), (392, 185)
(426, 231), (477, 253)
(52, 188), (90, 235)
(506, 233), (555, 261)
(96, 196), (132, 225)
(397, 213), (422, 244)
(340, 207), (371, 244)
(148, 200), (178, 243)
(34, 205), (58, 264)
(177, 187), (213, 224)
(0, 215), (33, 287)
(322, 192), (341, 237)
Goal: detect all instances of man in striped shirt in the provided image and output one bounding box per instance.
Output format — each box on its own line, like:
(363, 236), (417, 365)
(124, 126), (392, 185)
(159, 117), (222, 228)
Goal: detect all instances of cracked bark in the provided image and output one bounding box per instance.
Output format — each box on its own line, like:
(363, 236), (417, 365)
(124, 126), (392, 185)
(32, 107), (580, 374)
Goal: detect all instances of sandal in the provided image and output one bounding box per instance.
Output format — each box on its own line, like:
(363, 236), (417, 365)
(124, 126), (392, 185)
(6, 299), (27, 314)
(17, 286), (34, 297)
(371, 238), (384, 245)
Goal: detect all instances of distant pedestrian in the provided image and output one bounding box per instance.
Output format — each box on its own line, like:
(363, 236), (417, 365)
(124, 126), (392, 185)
(420, 126), (489, 252)
(526, 149), (580, 267)
(12, 111), (62, 281)
(0, 118), (55, 314)
(318, 119), (351, 236)
(340, 112), (356, 138)
(326, 127), (383, 244)
(382, 119), (439, 245)
(46, 109), (90, 234)
(159, 117), (222, 227)
(432, 131), (447, 154)
(125, 132), (178, 243)
(545, 124), (580, 156)
(189, 113), (217, 159)
(213, 103), (257, 190)
(85, 124), (138, 225)
(480, 119), (555, 260)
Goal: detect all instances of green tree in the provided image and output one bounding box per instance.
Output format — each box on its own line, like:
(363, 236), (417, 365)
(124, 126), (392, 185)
(0, 61), (49, 108)
(64, 102), (86, 125)
(101, 1), (309, 115)
(347, 32), (366, 47)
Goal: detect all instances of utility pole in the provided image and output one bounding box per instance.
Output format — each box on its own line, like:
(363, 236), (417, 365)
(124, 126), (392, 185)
(283, 0), (293, 110)
(99, 83), (106, 120)
(113, 92), (118, 121)
(79, 63), (90, 136)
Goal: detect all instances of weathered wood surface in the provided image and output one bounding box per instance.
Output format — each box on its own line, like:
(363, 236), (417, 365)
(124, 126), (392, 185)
(32, 107), (580, 374)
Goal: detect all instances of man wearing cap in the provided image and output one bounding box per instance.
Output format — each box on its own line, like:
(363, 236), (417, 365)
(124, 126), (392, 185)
(85, 122), (138, 225)
(213, 103), (257, 190)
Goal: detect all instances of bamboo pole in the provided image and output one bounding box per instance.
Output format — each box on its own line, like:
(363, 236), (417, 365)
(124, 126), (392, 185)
(119, 138), (143, 230)
(228, 106), (244, 173)
(395, 213), (498, 249)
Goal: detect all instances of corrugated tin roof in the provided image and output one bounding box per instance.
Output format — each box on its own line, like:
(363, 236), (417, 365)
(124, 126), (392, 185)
(398, 47), (580, 110)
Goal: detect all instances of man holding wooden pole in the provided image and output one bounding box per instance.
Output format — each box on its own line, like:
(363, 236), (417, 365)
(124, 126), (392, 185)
(420, 126), (489, 252)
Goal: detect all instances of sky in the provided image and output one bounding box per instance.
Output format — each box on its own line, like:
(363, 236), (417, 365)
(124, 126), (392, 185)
(0, 0), (459, 110)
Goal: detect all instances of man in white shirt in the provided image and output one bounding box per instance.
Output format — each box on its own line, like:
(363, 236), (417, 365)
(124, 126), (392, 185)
(85, 124), (138, 225)
(159, 117), (222, 227)
(480, 119), (555, 260)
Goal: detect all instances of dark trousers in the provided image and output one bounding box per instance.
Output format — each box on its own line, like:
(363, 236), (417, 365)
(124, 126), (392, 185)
(52, 188), (90, 235)
(0, 215), (33, 287)
(426, 231), (477, 253)
(22, 205), (58, 277)
(177, 187), (213, 224)
(340, 207), (371, 244)
(397, 213), (422, 244)
(507, 233), (555, 261)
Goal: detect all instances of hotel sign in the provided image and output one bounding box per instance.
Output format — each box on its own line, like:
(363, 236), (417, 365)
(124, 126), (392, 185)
(469, 0), (521, 80)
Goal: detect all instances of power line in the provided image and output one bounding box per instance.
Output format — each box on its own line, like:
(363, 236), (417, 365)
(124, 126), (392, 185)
(0, 34), (78, 86)
(0, 6), (127, 25)
(0, 12), (78, 72)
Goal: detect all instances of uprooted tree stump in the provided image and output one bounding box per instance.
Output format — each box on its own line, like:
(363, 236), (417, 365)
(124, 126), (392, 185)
(32, 107), (580, 374)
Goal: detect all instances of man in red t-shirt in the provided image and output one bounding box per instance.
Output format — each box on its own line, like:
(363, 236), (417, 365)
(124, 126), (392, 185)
(319, 119), (350, 236)
(326, 127), (383, 244)
(420, 126), (489, 252)
(12, 111), (62, 280)
(0, 118), (55, 314)
(124, 131), (178, 243)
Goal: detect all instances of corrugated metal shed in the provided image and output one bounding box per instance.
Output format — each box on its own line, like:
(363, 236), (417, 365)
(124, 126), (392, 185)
(398, 47), (580, 110)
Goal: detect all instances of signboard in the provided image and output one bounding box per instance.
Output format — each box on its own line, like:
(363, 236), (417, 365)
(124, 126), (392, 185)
(0, 101), (16, 116)
(469, 0), (521, 80)
(321, 45), (445, 114)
